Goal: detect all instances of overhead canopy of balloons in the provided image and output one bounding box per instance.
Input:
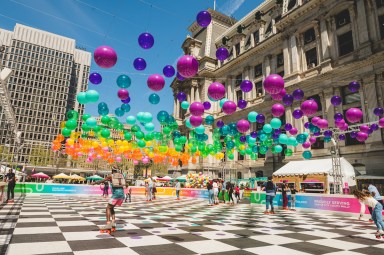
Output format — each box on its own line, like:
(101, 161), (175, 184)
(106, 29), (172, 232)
(52, 9), (384, 167)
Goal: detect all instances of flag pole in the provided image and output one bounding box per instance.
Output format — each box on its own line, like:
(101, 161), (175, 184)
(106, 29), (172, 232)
(214, 0), (216, 10)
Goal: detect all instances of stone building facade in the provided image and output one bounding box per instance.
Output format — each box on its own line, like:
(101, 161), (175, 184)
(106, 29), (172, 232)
(171, 0), (384, 179)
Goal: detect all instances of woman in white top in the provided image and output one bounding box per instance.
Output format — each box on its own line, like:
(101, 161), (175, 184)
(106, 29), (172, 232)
(212, 180), (219, 205)
(353, 189), (384, 238)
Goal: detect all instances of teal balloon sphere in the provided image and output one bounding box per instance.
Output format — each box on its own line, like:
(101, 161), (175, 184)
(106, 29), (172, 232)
(302, 150), (312, 159)
(85, 90), (99, 103)
(248, 111), (258, 123)
(303, 132), (309, 138)
(86, 117), (97, 128)
(144, 122), (155, 132)
(76, 92), (88, 104)
(116, 74), (131, 88)
(296, 134), (307, 144)
(149, 93), (160, 104)
(195, 125), (205, 134)
(287, 136), (297, 146)
(324, 136), (332, 143)
(121, 103), (131, 112)
(274, 145), (283, 153)
(205, 115), (214, 125)
(263, 124), (273, 133)
(248, 136), (256, 145)
(181, 101), (190, 110)
(278, 134), (288, 144)
(126, 115), (136, 125)
(220, 98), (229, 108)
(186, 118), (193, 129)
(142, 112), (153, 123)
(270, 118), (282, 129)
(259, 134), (267, 141)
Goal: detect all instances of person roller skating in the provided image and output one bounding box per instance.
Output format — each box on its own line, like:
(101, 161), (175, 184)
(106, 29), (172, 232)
(94, 166), (125, 234)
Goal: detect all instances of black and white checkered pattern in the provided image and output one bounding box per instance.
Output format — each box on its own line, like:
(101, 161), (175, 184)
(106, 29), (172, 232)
(1, 195), (384, 255)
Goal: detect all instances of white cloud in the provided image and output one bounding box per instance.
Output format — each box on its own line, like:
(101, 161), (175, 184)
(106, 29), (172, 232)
(219, 0), (246, 16)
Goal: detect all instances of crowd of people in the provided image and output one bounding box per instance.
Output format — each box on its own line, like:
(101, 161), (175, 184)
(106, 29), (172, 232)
(206, 179), (242, 206)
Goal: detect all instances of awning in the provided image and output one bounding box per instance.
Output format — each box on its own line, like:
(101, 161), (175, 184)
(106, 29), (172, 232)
(356, 175), (384, 180)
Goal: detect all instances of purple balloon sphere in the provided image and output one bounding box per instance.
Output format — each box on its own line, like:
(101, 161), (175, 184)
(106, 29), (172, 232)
(380, 117), (384, 127)
(177, 92), (187, 102)
(216, 120), (224, 128)
(117, 89), (129, 100)
(309, 137), (317, 144)
(292, 109), (303, 119)
(338, 134), (346, 140)
(314, 131), (321, 136)
(163, 65), (176, 78)
(196, 10), (211, 27)
(289, 128), (298, 135)
(292, 89), (304, 100)
(208, 82), (226, 100)
(349, 81), (360, 93)
(177, 55), (199, 78)
(302, 142), (311, 149)
(237, 119), (250, 133)
(350, 131), (358, 138)
(256, 114), (265, 123)
(263, 74), (285, 95)
(138, 33), (154, 49)
(133, 58), (147, 71)
(284, 123), (292, 131)
(334, 113), (344, 122)
(371, 123), (379, 131)
(324, 130), (333, 137)
(282, 94), (294, 106)
(203, 101), (211, 110)
(176, 72), (185, 81)
(250, 131), (258, 138)
(345, 108), (363, 123)
(239, 135), (247, 143)
(240, 80), (253, 93)
(147, 74), (165, 92)
(271, 103), (285, 117)
(222, 101), (237, 115)
(274, 129), (281, 135)
(356, 131), (368, 142)
(93, 45), (117, 68)
(216, 47), (229, 61)
(301, 99), (318, 117)
(121, 97), (130, 104)
(190, 116), (203, 127)
(374, 107), (384, 116)
(331, 95), (342, 106)
(304, 122), (310, 129)
(89, 72), (102, 85)
(190, 102), (205, 116)
(237, 99), (247, 109)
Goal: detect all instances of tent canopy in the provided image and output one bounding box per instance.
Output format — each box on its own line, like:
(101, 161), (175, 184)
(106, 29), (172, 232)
(86, 175), (104, 181)
(69, 174), (85, 181)
(157, 175), (172, 181)
(31, 172), (50, 179)
(273, 157), (355, 178)
(53, 173), (70, 179)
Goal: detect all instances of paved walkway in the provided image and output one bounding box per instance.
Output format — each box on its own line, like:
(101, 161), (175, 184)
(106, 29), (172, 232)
(1, 195), (383, 255)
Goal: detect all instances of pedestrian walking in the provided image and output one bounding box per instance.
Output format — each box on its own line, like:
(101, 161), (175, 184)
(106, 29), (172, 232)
(175, 179), (181, 200)
(207, 181), (214, 206)
(263, 177), (277, 214)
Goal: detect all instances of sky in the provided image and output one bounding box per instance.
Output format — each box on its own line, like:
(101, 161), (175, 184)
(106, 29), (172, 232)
(0, 0), (261, 129)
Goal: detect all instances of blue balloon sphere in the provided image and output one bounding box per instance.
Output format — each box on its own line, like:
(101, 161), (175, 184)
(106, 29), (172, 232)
(121, 97), (131, 104)
(149, 93), (160, 104)
(138, 32), (154, 49)
(176, 72), (185, 81)
(116, 74), (131, 88)
(133, 58), (147, 71)
(163, 65), (176, 78)
(115, 107), (125, 117)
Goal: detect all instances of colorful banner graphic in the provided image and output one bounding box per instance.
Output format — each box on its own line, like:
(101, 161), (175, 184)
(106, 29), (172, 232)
(250, 191), (383, 215)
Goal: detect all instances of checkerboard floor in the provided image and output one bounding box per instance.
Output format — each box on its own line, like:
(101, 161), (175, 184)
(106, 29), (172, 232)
(1, 195), (384, 255)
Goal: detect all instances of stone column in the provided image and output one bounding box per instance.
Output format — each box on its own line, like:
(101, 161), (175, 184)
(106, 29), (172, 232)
(259, 21), (266, 42)
(230, 76), (236, 101)
(190, 86), (195, 102)
(250, 32), (255, 48)
(243, 66), (251, 100)
(314, 22), (323, 63)
(263, 54), (272, 76)
(348, 5), (360, 50)
(355, 0), (370, 46)
(319, 17), (330, 60)
(323, 87), (335, 127)
(249, 64), (255, 99)
(283, 36), (291, 76)
(327, 18), (337, 59)
(173, 97), (177, 117)
(363, 76), (381, 143)
(366, 0), (379, 42)
(290, 35), (299, 74)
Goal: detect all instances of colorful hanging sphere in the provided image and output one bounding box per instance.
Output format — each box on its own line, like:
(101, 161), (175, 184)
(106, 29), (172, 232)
(196, 10), (212, 27)
(176, 72), (185, 81)
(77, 92), (88, 104)
(89, 72), (102, 85)
(121, 97), (130, 104)
(138, 32), (154, 49)
(374, 107), (384, 116)
(208, 82), (226, 100)
(311, 116), (321, 126)
(256, 114), (265, 123)
(292, 109), (303, 119)
(292, 89), (304, 100)
(317, 119), (329, 129)
(248, 111), (258, 123)
(240, 80), (253, 93)
(334, 113), (344, 122)
(237, 119), (250, 133)
(371, 123), (379, 131)
(115, 107), (124, 117)
(379, 118), (384, 127)
(85, 90), (99, 103)
(216, 47), (229, 61)
(133, 58), (147, 71)
(177, 55), (199, 78)
(149, 93), (160, 104)
(263, 74), (284, 95)
(93, 45), (117, 68)
(270, 118), (282, 129)
(86, 117), (97, 128)
(176, 92), (187, 102)
(117, 89), (129, 100)
(216, 120), (224, 128)
(190, 116), (203, 127)
(349, 81), (360, 93)
(271, 88), (286, 101)
(338, 134), (346, 140)
(205, 115), (214, 125)
(203, 101), (211, 110)
(116, 74), (131, 88)
(301, 99), (318, 117)
(237, 100), (247, 109)
(147, 74), (165, 92)
(356, 131), (368, 142)
(222, 101), (237, 115)
(271, 103), (285, 117)
(163, 65), (176, 78)
(331, 95), (342, 106)
(157, 110), (169, 124)
(284, 123), (292, 131)
(282, 94), (294, 106)
(181, 101), (190, 110)
(189, 102), (205, 116)
(289, 127), (298, 135)
(345, 108), (363, 123)
(121, 103), (131, 112)
(302, 151), (312, 159)
(126, 116), (136, 125)
(263, 124), (273, 133)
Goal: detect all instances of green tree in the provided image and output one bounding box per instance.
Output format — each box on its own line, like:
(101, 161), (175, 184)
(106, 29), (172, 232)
(0, 145), (12, 164)
(29, 145), (53, 166)
(134, 160), (153, 179)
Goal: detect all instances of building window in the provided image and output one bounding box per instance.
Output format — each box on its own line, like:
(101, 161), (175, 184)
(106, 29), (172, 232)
(305, 48), (318, 68)
(342, 85), (361, 104)
(245, 36), (251, 47)
(304, 28), (315, 45)
(238, 153), (245, 160)
(379, 15), (384, 40)
(278, 71), (285, 77)
(277, 53), (284, 67)
(236, 90), (243, 101)
(311, 136), (325, 149)
(265, 22), (272, 35)
(254, 64), (262, 77)
(376, 0), (384, 8)
(237, 172), (242, 179)
(335, 9), (351, 29)
(254, 30), (260, 44)
(287, 0), (297, 11)
(235, 43), (241, 56)
(235, 74), (242, 87)
(275, 15), (282, 23)
(338, 31), (354, 56)
(255, 81), (263, 97)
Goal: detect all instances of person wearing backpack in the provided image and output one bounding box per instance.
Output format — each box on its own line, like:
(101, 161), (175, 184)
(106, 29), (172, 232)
(94, 167), (125, 233)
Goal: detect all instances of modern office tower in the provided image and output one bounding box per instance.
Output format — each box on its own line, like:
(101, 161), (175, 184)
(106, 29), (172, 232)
(0, 23), (91, 166)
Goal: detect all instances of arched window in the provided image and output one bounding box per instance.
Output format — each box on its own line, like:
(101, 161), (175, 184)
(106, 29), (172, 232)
(287, 0), (297, 11)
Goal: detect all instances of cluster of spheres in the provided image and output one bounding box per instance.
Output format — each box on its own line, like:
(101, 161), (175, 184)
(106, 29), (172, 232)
(55, 9), (384, 168)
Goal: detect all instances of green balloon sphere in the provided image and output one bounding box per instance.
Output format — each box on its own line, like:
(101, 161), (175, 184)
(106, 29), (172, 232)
(101, 115), (111, 125)
(61, 127), (71, 137)
(65, 119), (77, 130)
(100, 128), (110, 138)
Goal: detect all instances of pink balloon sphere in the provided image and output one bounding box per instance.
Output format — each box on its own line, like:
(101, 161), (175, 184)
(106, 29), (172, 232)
(302, 141), (311, 149)
(236, 119), (250, 133)
(222, 101), (237, 115)
(189, 102), (205, 116)
(86, 158), (92, 163)
(340, 123), (349, 131)
(147, 74), (165, 92)
(379, 118), (384, 127)
(271, 103), (285, 117)
(142, 158), (149, 164)
(117, 89), (129, 100)
(311, 116), (321, 126)
(94, 46), (117, 68)
(289, 128), (298, 135)
(133, 160), (139, 165)
(177, 55), (199, 78)
(301, 100), (318, 117)
(356, 132), (368, 142)
(309, 137), (317, 144)
(190, 115), (203, 127)
(263, 74), (284, 95)
(97, 155), (102, 159)
(335, 119), (345, 128)
(208, 82), (226, 100)
(345, 108), (363, 123)
(359, 125), (370, 133)
(317, 119), (329, 129)
(271, 88), (286, 101)
(116, 157), (122, 162)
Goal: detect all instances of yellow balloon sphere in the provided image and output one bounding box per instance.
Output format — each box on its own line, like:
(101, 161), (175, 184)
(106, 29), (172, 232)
(239, 145), (245, 151)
